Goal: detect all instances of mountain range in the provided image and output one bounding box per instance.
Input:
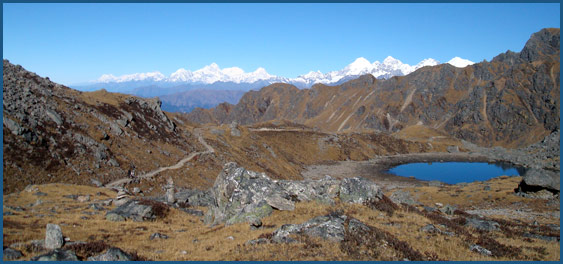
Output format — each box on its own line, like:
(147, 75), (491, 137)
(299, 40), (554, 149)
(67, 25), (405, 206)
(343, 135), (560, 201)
(185, 28), (560, 149)
(74, 56), (474, 112)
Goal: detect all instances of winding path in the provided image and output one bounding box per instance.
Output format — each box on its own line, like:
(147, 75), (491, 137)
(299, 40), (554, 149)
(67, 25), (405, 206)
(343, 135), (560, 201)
(105, 129), (214, 188)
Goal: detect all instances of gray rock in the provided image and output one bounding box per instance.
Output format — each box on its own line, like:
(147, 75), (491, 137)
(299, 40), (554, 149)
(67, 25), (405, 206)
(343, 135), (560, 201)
(246, 238), (269, 245)
(465, 218), (500, 232)
(179, 208), (204, 216)
(45, 224), (64, 249)
(45, 109), (63, 126)
(149, 233), (169, 240)
(89, 203), (104, 211)
(33, 191), (48, 196)
(175, 189), (214, 207)
(389, 190), (419, 205)
(105, 212), (125, 222)
(31, 249), (78, 261)
(483, 185), (491, 191)
(230, 121), (241, 137)
(3, 248), (23, 260)
(470, 244), (492, 256)
(106, 200), (161, 222)
(420, 224), (441, 234)
(87, 247), (133, 261)
(519, 168), (560, 192)
(91, 178), (103, 187)
(133, 187), (141, 194)
(339, 177), (383, 204)
(439, 205), (456, 215)
(206, 162), (290, 226)
(446, 145), (459, 153)
(272, 214), (370, 243)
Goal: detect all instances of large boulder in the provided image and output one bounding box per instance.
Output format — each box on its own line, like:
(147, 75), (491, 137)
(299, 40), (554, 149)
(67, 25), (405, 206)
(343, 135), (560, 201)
(205, 163), (384, 226)
(339, 177), (383, 204)
(105, 200), (165, 222)
(518, 168), (560, 193)
(271, 214), (370, 243)
(45, 224), (64, 249)
(205, 162), (292, 226)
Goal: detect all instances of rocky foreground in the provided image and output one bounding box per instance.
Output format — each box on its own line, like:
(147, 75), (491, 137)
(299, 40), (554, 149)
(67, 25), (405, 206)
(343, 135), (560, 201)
(3, 163), (559, 261)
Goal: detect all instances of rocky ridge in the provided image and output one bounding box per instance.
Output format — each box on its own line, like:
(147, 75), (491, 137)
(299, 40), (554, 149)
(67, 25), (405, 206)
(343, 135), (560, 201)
(185, 28), (560, 149)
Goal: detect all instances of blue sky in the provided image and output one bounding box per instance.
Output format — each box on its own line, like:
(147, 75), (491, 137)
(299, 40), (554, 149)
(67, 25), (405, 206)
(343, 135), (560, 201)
(2, 3), (560, 85)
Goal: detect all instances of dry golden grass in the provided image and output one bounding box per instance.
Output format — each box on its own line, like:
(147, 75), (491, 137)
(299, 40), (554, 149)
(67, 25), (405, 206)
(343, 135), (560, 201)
(3, 181), (559, 261)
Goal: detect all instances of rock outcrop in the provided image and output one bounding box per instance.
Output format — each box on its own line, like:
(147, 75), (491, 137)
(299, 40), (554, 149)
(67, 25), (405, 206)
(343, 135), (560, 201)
(204, 163), (383, 226)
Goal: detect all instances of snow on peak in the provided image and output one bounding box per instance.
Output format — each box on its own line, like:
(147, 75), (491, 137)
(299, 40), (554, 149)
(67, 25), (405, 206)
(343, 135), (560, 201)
(93, 55), (474, 87)
(383, 56), (402, 65)
(447, 57), (474, 68)
(96, 71), (165, 83)
(415, 58), (440, 69)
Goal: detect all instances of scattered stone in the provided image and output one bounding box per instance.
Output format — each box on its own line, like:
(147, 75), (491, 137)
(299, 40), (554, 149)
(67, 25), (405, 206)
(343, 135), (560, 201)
(181, 250), (188, 255)
(420, 224), (441, 234)
(271, 214), (370, 243)
(87, 247), (133, 261)
(465, 218), (500, 232)
(91, 178), (103, 187)
(230, 121), (241, 137)
(435, 202), (443, 207)
(149, 233), (169, 240)
(105, 213), (125, 222)
(33, 191), (48, 196)
(63, 194), (79, 200)
(423, 206), (437, 213)
(31, 249), (78, 261)
(3, 248), (23, 260)
(339, 177), (382, 204)
(24, 185), (39, 193)
(45, 224), (64, 249)
(165, 177), (175, 204)
(226, 236), (234, 240)
(483, 185), (491, 191)
(179, 208), (204, 216)
(88, 203), (104, 211)
(77, 195), (91, 203)
(33, 199), (43, 207)
(439, 205), (456, 215)
(133, 187), (141, 194)
(248, 217), (262, 229)
(4, 211), (14, 216)
(106, 199), (163, 222)
(389, 190), (419, 206)
(470, 244), (492, 256)
(246, 238), (269, 245)
(102, 199), (113, 206)
(447, 145), (460, 153)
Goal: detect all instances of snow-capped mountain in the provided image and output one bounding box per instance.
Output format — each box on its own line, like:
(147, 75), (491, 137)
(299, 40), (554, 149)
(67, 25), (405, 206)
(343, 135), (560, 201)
(447, 57), (475, 68)
(91, 56), (472, 88)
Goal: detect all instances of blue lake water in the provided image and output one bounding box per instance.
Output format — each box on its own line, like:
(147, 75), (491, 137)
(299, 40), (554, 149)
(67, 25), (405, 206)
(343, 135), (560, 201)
(387, 162), (523, 184)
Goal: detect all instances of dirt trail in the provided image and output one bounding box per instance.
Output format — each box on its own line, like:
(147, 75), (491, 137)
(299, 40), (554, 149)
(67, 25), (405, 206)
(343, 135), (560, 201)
(105, 129), (214, 188)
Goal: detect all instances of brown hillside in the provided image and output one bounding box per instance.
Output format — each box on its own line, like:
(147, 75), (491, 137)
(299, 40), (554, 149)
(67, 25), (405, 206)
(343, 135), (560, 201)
(185, 28), (560, 148)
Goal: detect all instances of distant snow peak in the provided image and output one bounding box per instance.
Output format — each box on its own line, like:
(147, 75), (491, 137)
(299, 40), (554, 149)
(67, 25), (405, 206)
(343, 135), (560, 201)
(447, 57), (475, 68)
(94, 55), (474, 87)
(99, 63), (277, 84)
(96, 71), (165, 83)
